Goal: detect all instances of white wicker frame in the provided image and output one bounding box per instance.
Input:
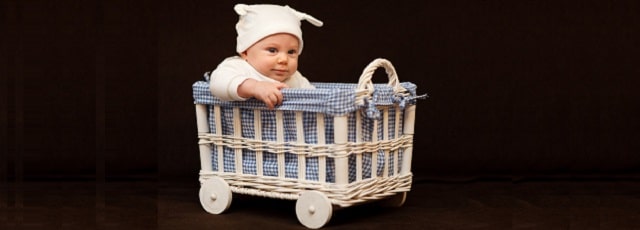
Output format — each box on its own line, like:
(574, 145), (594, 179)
(196, 59), (417, 228)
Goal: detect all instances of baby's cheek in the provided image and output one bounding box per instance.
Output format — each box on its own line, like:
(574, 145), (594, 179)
(289, 63), (298, 72)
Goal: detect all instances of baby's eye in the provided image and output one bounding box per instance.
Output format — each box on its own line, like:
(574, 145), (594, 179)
(267, 48), (277, 53)
(287, 49), (298, 55)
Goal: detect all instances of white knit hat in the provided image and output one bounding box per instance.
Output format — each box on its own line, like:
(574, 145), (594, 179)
(234, 4), (323, 54)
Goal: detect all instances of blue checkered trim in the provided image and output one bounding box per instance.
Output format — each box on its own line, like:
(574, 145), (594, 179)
(193, 80), (418, 115)
(195, 73), (418, 183)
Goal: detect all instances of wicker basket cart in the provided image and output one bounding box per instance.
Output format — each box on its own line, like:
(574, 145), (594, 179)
(193, 58), (421, 228)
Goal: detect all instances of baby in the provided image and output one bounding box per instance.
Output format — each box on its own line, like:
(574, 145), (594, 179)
(209, 4), (323, 109)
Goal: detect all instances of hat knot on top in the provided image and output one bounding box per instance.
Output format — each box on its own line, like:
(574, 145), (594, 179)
(234, 4), (323, 55)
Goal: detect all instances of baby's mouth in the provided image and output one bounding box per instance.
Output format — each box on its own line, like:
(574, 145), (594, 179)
(272, 69), (288, 74)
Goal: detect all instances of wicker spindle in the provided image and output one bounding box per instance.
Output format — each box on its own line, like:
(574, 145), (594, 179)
(394, 106), (401, 175)
(196, 104), (212, 172)
(233, 108), (243, 174)
(334, 115), (349, 184)
(371, 118), (378, 177)
(355, 112), (363, 181)
(215, 106), (224, 172)
(295, 111), (306, 181)
(400, 105), (416, 175)
(382, 107), (390, 178)
(254, 109), (263, 176)
(276, 110), (285, 178)
(317, 113), (326, 182)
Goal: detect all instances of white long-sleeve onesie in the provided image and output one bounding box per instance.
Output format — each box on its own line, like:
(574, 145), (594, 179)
(209, 56), (314, 101)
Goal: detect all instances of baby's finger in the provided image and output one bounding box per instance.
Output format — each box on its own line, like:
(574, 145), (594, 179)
(265, 99), (274, 109)
(276, 82), (290, 89)
(275, 92), (284, 106)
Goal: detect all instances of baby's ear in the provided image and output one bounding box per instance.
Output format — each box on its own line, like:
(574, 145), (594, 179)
(240, 51), (248, 59)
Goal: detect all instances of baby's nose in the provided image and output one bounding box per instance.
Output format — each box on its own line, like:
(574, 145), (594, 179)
(277, 53), (288, 64)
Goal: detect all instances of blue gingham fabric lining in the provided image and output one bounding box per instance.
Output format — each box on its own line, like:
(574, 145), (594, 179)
(194, 74), (417, 183)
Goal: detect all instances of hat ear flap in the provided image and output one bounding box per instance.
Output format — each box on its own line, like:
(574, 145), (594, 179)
(284, 5), (323, 27)
(234, 4), (249, 15)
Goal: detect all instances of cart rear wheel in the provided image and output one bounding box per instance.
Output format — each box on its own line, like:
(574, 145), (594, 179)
(199, 176), (232, 214)
(380, 192), (407, 207)
(296, 191), (332, 229)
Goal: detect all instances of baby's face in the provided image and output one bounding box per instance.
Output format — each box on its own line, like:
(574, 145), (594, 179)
(241, 33), (300, 82)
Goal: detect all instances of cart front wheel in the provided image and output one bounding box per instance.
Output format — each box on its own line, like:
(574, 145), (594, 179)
(199, 176), (232, 214)
(296, 191), (333, 229)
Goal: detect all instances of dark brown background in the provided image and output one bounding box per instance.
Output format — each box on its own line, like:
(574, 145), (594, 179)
(2, 0), (639, 183)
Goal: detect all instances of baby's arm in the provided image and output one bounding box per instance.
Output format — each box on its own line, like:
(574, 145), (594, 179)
(238, 79), (289, 109)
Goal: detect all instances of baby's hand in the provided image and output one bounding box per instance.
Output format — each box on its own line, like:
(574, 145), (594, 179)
(238, 79), (289, 109)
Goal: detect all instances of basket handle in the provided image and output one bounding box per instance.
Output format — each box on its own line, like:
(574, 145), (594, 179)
(356, 58), (406, 96)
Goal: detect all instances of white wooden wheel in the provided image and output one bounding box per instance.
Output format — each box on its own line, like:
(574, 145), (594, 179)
(295, 191), (333, 229)
(380, 192), (407, 207)
(199, 176), (232, 214)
